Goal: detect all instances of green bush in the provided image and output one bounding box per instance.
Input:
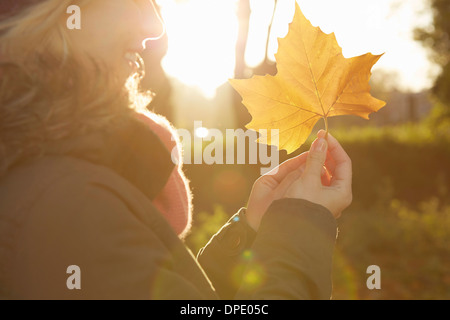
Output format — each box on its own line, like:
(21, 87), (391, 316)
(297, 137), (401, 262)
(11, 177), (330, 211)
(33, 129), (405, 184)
(333, 198), (450, 300)
(183, 108), (450, 299)
(185, 204), (229, 254)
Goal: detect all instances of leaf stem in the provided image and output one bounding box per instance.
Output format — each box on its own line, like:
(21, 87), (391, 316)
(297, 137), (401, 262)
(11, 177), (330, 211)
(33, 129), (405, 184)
(324, 116), (329, 139)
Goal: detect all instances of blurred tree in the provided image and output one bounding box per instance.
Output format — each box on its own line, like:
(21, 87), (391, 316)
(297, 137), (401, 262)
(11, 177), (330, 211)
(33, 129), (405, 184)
(370, 69), (400, 102)
(234, 0), (251, 79)
(415, 0), (450, 107)
(251, 0), (277, 77)
(233, 0), (278, 129)
(233, 0), (253, 129)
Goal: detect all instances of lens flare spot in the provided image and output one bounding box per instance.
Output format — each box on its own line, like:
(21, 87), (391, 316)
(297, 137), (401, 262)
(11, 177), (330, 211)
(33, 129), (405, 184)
(241, 264), (266, 290)
(195, 127), (209, 138)
(242, 249), (253, 261)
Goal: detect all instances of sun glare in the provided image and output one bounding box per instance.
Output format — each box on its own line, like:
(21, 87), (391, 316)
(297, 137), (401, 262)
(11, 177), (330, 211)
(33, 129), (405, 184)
(157, 0), (436, 99)
(158, 0), (239, 99)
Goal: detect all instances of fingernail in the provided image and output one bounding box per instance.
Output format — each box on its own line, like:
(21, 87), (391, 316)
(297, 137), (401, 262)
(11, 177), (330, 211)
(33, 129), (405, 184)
(317, 130), (326, 139)
(314, 138), (327, 153)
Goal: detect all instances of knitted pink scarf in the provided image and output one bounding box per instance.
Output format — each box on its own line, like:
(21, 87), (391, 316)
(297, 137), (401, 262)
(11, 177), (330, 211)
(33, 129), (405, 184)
(135, 112), (193, 238)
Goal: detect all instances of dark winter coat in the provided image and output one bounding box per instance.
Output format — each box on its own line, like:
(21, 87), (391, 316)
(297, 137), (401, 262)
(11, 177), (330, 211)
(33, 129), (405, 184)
(0, 116), (337, 299)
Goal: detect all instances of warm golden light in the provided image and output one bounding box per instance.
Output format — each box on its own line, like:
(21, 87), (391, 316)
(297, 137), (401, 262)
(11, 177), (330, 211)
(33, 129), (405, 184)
(195, 126), (209, 138)
(158, 0), (239, 99)
(157, 0), (436, 99)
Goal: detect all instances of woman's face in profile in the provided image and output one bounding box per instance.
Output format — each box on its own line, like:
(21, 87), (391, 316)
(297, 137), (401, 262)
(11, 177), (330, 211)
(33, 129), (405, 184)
(68, 0), (164, 80)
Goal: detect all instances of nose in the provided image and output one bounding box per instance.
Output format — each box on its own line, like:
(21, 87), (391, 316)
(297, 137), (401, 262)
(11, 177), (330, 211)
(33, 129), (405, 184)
(139, 0), (166, 42)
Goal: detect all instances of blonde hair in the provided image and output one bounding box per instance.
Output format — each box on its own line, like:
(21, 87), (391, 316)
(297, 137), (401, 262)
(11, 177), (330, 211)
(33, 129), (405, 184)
(0, 0), (152, 175)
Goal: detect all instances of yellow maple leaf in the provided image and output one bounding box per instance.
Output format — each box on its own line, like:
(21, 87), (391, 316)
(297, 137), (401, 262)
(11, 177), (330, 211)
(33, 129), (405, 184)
(229, 2), (386, 154)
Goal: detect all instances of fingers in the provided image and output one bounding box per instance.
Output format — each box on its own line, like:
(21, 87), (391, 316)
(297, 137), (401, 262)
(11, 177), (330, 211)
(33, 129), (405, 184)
(262, 130), (350, 192)
(318, 130), (347, 164)
(273, 165), (304, 199)
(274, 161), (330, 197)
(265, 151), (309, 183)
(318, 130), (352, 190)
(317, 132), (337, 176)
(321, 166), (332, 186)
(302, 136), (328, 186)
(324, 150), (336, 175)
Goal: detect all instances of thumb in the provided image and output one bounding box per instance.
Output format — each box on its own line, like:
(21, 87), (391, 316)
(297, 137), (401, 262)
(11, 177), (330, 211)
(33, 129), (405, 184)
(302, 137), (328, 185)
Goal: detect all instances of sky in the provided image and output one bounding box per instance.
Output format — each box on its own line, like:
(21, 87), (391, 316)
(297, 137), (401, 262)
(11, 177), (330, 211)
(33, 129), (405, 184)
(156, 0), (438, 99)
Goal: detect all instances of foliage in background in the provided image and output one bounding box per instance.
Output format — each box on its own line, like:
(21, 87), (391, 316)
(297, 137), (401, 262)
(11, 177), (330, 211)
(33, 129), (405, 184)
(333, 198), (450, 300)
(185, 204), (229, 253)
(415, 0), (450, 106)
(184, 106), (450, 299)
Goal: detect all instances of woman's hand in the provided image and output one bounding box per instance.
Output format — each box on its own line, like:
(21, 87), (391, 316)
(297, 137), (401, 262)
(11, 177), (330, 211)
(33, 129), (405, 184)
(246, 130), (352, 231)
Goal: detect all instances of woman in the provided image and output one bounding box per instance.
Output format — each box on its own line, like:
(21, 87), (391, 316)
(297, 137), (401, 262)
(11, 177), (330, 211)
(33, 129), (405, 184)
(0, 0), (352, 299)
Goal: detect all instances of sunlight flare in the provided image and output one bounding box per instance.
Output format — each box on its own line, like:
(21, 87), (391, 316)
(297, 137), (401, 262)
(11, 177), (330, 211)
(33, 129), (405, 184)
(158, 0), (239, 99)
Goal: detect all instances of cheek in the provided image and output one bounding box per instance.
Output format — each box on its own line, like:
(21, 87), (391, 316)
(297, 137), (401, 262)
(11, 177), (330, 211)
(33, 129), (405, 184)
(68, 22), (121, 65)
(66, 1), (141, 71)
